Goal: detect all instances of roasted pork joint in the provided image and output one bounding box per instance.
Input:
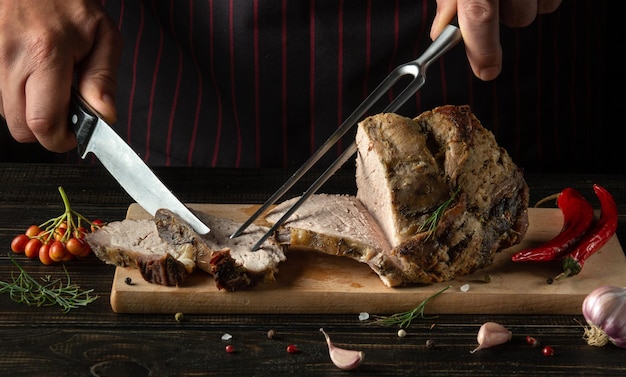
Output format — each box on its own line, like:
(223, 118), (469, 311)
(267, 105), (529, 286)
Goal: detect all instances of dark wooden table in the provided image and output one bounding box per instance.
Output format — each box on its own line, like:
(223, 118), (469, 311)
(1, 163), (625, 377)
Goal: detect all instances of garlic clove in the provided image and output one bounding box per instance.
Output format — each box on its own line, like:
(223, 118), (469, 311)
(320, 328), (365, 370)
(470, 322), (512, 353)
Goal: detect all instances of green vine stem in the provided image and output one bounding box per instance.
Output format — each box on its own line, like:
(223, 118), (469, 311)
(37, 186), (99, 243)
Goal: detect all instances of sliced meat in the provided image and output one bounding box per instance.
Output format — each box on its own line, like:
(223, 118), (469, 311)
(267, 194), (405, 287)
(267, 105), (529, 286)
(196, 212), (287, 289)
(85, 217), (196, 272)
(86, 208), (286, 290)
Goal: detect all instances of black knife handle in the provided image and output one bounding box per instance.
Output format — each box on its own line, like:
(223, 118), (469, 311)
(68, 89), (99, 157)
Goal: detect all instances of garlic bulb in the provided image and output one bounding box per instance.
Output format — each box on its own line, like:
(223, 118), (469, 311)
(470, 322), (512, 353)
(582, 286), (626, 348)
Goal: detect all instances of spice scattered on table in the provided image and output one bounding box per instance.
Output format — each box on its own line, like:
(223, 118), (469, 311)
(542, 345), (555, 356)
(267, 329), (276, 339)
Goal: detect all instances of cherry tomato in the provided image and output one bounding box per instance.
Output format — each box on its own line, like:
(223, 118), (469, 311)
(48, 241), (67, 262)
(24, 238), (43, 259)
(38, 230), (52, 244)
(74, 227), (88, 238)
(66, 237), (87, 256)
(38, 244), (53, 265)
(25, 225), (42, 238)
(54, 227), (66, 241)
(62, 251), (75, 262)
(225, 345), (235, 353)
(91, 219), (105, 231)
(286, 344), (299, 354)
(11, 234), (30, 253)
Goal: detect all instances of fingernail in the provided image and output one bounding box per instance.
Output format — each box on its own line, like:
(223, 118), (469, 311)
(479, 66), (501, 81)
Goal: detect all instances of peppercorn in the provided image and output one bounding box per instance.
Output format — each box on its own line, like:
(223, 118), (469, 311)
(267, 329), (276, 339)
(542, 345), (555, 356)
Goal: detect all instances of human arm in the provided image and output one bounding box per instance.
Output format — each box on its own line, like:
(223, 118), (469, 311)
(0, 0), (122, 152)
(431, 0), (562, 81)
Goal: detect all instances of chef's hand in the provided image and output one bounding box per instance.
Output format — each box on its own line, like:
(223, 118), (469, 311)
(431, 0), (562, 81)
(0, 0), (122, 152)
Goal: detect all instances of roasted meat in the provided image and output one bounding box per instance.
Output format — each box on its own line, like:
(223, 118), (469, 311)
(267, 105), (529, 286)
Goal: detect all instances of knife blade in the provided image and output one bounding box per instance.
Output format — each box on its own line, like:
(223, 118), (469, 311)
(67, 89), (210, 235)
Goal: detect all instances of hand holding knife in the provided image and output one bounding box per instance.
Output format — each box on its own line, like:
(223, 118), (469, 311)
(68, 89), (210, 235)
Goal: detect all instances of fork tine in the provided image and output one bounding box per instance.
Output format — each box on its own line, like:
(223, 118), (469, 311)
(250, 142), (358, 251)
(229, 60), (406, 239)
(233, 22), (462, 246)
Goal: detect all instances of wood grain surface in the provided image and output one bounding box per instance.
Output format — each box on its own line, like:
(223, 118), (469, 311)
(109, 204), (626, 314)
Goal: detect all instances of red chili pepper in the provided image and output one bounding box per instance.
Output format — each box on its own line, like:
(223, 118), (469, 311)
(555, 184), (618, 280)
(511, 188), (594, 262)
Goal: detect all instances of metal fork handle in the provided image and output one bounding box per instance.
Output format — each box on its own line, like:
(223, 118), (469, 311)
(232, 22), (462, 243)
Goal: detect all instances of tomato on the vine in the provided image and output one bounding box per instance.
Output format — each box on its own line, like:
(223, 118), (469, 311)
(25, 225), (41, 238)
(62, 251), (75, 262)
(9, 187), (101, 266)
(11, 234), (30, 253)
(49, 241), (67, 262)
(38, 244), (53, 265)
(24, 238), (42, 259)
(66, 237), (88, 256)
(91, 219), (105, 232)
(54, 227), (66, 242)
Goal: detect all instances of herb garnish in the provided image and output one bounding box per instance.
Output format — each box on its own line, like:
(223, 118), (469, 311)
(418, 187), (460, 239)
(371, 285), (451, 328)
(0, 253), (98, 312)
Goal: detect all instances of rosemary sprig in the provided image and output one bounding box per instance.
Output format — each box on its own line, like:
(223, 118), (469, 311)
(371, 285), (451, 328)
(0, 253), (98, 312)
(418, 187), (460, 239)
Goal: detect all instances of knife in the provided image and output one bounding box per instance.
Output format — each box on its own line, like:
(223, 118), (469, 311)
(67, 89), (210, 235)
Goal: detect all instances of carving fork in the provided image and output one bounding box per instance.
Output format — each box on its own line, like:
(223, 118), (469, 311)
(232, 21), (462, 250)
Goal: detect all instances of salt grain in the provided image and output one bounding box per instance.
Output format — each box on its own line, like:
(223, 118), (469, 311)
(221, 333), (233, 341)
(358, 312), (370, 321)
(460, 284), (470, 292)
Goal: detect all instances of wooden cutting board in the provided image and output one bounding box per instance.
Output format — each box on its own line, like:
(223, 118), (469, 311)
(109, 203), (626, 314)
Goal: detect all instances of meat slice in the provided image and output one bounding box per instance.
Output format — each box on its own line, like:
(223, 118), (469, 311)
(196, 212), (287, 290)
(86, 208), (286, 289)
(268, 194), (406, 287)
(267, 105), (529, 286)
(85, 216), (195, 286)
